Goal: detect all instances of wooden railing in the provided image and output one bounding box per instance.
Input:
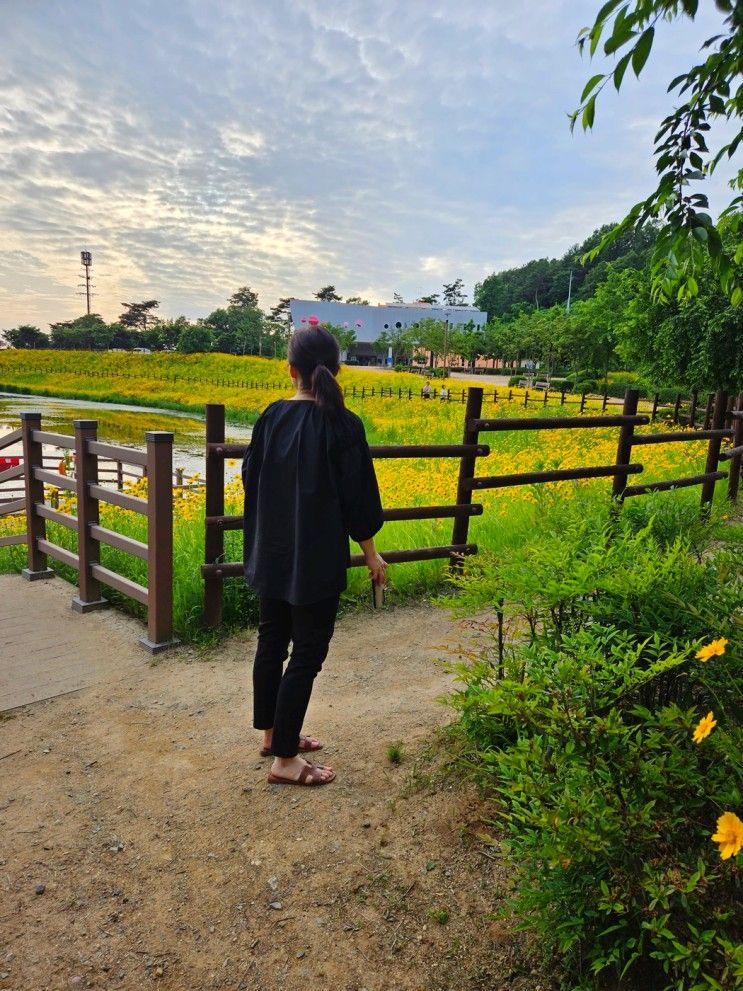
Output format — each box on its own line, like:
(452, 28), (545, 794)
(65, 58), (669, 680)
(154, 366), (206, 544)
(0, 426), (26, 548)
(199, 389), (742, 628)
(200, 398), (490, 627)
(1, 414), (178, 653)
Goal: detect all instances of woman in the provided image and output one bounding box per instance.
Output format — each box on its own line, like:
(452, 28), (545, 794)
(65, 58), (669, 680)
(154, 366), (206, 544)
(242, 323), (386, 787)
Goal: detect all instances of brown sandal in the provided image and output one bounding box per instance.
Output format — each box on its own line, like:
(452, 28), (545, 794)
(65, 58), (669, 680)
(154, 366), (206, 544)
(267, 763), (336, 787)
(259, 734), (324, 758)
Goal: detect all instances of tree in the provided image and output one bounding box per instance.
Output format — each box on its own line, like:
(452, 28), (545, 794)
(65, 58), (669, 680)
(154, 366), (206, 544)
(616, 217), (743, 391)
(442, 279), (467, 306)
(572, 0), (742, 304)
(270, 298), (292, 323)
(376, 325), (417, 364)
(314, 285), (342, 301)
(177, 324), (213, 353)
(229, 286), (259, 308)
(2, 325), (48, 349)
(204, 306), (263, 355)
(449, 324), (485, 371)
(323, 323), (357, 352)
(49, 314), (113, 350)
(412, 318), (446, 367)
(119, 300), (160, 331)
(417, 294), (440, 305)
(392, 292), (404, 304)
(345, 295), (370, 305)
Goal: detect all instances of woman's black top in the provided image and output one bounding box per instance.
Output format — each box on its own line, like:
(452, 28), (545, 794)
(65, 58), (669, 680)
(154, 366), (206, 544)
(242, 399), (384, 605)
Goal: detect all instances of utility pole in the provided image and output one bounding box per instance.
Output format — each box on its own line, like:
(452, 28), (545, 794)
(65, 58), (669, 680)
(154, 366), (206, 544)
(79, 250), (93, 315)
(566, 269), (573, 314)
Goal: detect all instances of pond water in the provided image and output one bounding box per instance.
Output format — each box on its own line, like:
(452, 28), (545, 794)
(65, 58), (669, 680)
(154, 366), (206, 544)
(0, 393), (251, 481)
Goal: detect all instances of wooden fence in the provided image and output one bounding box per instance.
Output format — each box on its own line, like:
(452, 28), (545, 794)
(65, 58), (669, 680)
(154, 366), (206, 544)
(0, 414), (178, 653)
(199, 389), (742, 627)
(0, 360), (708, 422)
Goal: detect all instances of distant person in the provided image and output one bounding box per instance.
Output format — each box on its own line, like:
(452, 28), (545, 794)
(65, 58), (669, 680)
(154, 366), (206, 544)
(242, 325), (386, 788)
(440, 385), (448, 401)
(422, 381), (431, 400)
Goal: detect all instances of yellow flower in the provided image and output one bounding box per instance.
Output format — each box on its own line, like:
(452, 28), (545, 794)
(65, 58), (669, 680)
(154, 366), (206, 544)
(695, 638), (728, 662)
(692, 711), (717, 744)
(227, 458), (236, 466)
(711, 811), (743, 860)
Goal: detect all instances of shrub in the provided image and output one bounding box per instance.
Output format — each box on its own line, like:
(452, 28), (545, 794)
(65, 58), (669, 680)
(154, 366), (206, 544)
(574, 379), (598, 394)
(449, 500), (743, 990)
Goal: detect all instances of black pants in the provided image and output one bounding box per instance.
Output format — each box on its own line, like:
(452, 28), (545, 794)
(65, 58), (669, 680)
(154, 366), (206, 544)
(252, 594), (340, 758)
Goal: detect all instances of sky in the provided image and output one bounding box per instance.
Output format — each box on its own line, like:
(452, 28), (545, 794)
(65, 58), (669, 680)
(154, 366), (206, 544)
(0, 0), (735, 329)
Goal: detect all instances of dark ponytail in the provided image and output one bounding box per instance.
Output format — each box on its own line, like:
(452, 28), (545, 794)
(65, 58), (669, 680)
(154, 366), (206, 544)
(288, 326), (346, 416)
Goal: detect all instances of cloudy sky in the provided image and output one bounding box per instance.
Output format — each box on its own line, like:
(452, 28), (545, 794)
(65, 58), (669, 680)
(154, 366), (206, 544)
(0, 0), (733, 328)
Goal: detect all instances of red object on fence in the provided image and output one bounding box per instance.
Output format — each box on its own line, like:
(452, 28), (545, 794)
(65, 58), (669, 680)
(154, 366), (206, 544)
(0, 456), (20, 470)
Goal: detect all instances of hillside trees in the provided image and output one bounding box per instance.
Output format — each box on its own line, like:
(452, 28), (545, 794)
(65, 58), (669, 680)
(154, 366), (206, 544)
(475, 223), (655, 320)
(1, 325), (48, 349)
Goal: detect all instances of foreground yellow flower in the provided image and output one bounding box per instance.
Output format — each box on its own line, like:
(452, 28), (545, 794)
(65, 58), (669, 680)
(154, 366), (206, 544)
(696, 637), (729, 662)
(711, 812), (743, 860)
(692, 711), (717, 743)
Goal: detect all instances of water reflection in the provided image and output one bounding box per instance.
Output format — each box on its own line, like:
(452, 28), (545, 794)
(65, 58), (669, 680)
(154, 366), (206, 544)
(0, 393), (252, 480)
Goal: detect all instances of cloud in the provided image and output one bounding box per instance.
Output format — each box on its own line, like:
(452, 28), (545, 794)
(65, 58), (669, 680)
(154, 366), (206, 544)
(0, 0), (735, 329)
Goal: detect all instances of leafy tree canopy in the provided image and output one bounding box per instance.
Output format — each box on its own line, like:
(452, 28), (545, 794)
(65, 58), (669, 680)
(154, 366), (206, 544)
(314, 285), (342, 301)
(573, 0), (743, 304)
(442, 278), (467, 306)
(229, 286), (260, 309)
(1, 324), (48, 349)
(119, 299), (160, 330)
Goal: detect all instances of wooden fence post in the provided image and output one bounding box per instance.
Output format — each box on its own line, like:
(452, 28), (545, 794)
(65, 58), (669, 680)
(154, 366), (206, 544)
(140, 431), (178, 652)
(579, 391), (586, 414)
(701, 391), (728, 509)
(204, 404), (225, 629)
(703, 393), (714, 430)
(689, 390), (698, 428)
(651, 392), (659, 421)
(72, 419), (108, 612)
(726, 393), (743, 503)
(451, 387), (483, 570)
(673, 393), (682, 424)
(20, 412), (53, 581)
(612, 390), (639, 501)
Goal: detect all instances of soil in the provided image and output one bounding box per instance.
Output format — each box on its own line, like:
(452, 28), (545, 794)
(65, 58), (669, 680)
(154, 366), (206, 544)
(0, 604), (549, 991)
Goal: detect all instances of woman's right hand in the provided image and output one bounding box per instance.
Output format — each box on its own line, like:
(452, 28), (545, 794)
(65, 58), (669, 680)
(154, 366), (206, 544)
(365, 550), (388, 586)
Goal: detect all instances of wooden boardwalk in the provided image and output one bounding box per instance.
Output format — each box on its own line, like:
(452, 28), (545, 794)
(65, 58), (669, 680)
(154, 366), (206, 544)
(0, 574), (158, 712)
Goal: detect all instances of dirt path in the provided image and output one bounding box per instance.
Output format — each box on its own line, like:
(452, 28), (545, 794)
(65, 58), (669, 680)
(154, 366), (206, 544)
(0, 604), (542, 991)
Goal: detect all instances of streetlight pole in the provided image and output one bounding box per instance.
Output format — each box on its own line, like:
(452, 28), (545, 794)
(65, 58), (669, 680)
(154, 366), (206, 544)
(444, 312), (450, 373)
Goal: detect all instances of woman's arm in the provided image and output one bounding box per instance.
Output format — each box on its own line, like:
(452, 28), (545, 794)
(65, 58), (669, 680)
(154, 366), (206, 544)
(358, 537), (387, 585)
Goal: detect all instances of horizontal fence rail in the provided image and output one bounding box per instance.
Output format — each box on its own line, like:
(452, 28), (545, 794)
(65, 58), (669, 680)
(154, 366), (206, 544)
(2, 413), (179, 653)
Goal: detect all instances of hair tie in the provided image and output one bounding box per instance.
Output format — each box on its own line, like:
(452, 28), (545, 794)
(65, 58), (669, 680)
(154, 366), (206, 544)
(308, 315), (319, 326)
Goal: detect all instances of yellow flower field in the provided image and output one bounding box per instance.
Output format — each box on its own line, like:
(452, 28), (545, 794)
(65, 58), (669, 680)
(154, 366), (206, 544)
(0, 350), (735, 637)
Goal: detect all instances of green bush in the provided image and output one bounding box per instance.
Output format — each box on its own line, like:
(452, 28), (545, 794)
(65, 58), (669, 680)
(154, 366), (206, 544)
(574, 379), (598, 394)
(449, 499), (743, 990)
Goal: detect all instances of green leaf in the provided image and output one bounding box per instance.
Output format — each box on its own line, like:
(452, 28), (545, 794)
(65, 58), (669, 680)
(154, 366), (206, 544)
(631, 27), (654, 77)
(604, 24), (636, 56)
(582, 95), (596, 130)
(692, 226), (708, 243)
(595, 0), (623, 26)
(731, 286), (743, 306)
(613, 52), (631, 90)
(581, 73), (605, 102)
